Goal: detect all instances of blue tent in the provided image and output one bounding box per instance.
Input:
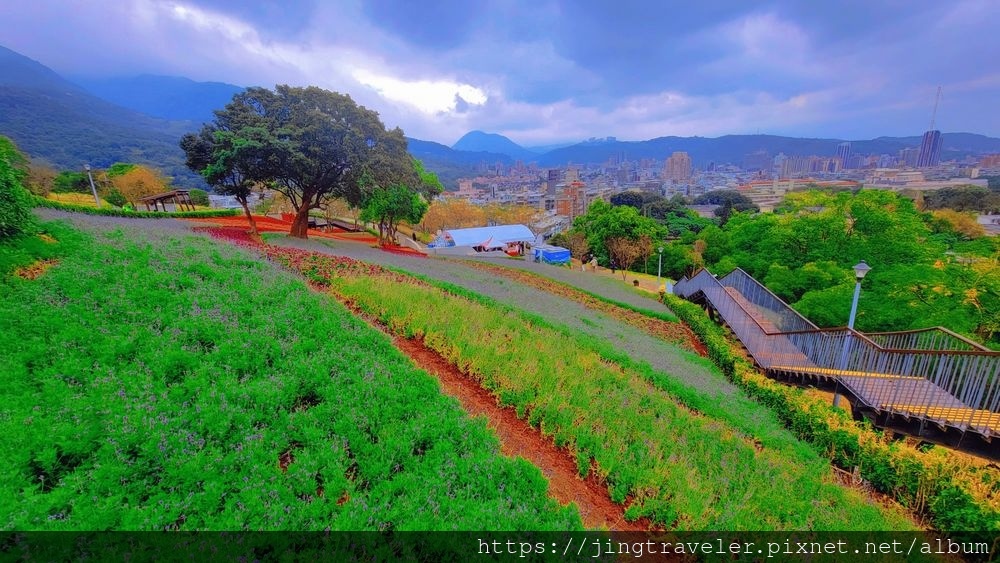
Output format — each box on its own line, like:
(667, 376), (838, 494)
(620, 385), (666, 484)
(532, 244), (571, 265)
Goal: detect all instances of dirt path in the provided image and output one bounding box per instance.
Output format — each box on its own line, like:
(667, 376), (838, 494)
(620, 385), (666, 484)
(392, 335), (651, 531)
(329, 290), (650, 531)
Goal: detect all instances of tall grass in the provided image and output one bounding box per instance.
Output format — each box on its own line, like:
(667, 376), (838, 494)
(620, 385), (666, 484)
(330, 273), (917, 530)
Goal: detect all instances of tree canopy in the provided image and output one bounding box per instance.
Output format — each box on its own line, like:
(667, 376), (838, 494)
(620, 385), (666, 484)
(569, 199), (665, 269)
(360, 181), (429, 245)
(189, 85), (418, 238)
(666, 188), (999, 346)
(693, 189), (760, 223)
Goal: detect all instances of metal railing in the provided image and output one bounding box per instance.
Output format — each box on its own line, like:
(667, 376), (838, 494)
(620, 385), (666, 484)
(673, 268), (1000, 436)
(866, 327), (992, 353)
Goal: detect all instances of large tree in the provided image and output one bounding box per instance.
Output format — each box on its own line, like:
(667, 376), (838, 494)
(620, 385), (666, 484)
(191, 85), (417, 239)
(108, 165), (168, 207)
(694, 190), (760, 224)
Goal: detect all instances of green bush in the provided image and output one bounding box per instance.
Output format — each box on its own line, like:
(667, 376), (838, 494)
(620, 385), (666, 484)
(32, 196), (238, 219)
(662, 292), (1000, 533)
(189, 189), (210, 207)
(104, 188), (127, 208)
(0, 137), (35, 239)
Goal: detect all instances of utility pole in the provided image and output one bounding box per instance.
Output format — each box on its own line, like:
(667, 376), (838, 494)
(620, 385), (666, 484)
(84, 164), (100, 207)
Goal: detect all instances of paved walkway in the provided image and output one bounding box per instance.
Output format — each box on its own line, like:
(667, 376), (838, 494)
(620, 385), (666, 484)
(269, 234), (734, 398)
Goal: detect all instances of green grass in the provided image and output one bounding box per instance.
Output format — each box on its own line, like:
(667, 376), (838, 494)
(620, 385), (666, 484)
(0, 222), (581, 531)
(662, 292), (1000, 534)
(461, 260), (678, 322)
(328, 269), (918, 530)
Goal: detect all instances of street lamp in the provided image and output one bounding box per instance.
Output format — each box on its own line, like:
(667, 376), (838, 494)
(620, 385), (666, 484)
(846, 260), (871, 330)
(834, 260), (871, 407)
(84, 164), (100, 207)
(657, 246), (664, 290)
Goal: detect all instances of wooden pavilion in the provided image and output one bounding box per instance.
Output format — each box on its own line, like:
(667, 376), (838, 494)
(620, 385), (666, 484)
(138, 190), (196, 212)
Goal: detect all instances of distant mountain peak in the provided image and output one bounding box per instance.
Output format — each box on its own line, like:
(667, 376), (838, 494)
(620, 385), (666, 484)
(452, 130), (538, 161)
(0, 45), (86, 92)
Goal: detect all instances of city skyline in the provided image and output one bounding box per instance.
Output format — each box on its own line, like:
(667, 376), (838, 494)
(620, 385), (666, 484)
(2, 1), (999, 146)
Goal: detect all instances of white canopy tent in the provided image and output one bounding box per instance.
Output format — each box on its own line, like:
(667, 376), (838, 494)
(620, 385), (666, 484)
(431, 224), (535, 250)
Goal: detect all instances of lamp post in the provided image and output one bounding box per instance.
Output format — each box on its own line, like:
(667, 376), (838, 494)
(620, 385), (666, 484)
(657, 246), (664, 290)
(834, 260), (872, 407)
(846, 261), (871, 330)
(84, 164), (100, 207)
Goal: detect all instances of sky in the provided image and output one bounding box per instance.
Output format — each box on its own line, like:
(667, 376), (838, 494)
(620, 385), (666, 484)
(1, 0), (998, 146)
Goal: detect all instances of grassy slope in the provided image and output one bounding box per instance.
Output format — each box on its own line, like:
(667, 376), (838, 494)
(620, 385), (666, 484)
(0, 222), (580, 531)
(326, 270), (917, 530)
(435, 259), (1000, 532)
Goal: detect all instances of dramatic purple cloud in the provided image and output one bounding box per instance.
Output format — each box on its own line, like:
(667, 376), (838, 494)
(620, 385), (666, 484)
(1, 0), (997, 145)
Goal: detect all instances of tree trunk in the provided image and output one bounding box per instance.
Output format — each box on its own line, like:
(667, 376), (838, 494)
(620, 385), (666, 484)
(289, 206), (311, 239)
(237, 196), (258, 236)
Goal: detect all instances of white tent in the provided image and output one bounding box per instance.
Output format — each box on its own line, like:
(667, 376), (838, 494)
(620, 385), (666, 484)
(431, 224), (535, 249)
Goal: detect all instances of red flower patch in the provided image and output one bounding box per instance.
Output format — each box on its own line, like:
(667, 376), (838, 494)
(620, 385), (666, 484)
(195, 226), (426, 287)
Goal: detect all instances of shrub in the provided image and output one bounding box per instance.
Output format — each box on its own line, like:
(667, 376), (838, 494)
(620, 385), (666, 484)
(189, 189), (210, 207)
(32, 196), (238, 219)
(104, 188), (127, 208)
(0, 136), (35, 239)
(662, 292), (1000, 533)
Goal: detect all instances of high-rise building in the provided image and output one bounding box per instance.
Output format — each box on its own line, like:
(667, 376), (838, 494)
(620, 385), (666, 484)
(837, 142), (852, 170)
(917, 130), (942, 167)
(664, 151), (692, 182)
(772, 153), (788, 178)
(899, 147), (919, 168)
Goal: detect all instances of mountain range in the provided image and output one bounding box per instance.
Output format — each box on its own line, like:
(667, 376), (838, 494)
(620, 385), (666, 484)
(71, 75), (244, 124)
(2, 44), (999, 191)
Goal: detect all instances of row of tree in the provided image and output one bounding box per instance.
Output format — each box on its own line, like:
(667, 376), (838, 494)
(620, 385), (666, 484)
(550, 185), (996, 344)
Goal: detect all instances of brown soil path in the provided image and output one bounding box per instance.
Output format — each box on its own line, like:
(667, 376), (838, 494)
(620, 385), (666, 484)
(392, 335), (650, 531)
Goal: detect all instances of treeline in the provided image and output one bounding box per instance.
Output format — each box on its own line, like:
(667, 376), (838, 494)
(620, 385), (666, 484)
(914, 184), (1000, 214)
(550, 192), (717, 281)
(22, 158), (209, 209)
(554, 186), (997, 345)
(662, 189), (998, 346)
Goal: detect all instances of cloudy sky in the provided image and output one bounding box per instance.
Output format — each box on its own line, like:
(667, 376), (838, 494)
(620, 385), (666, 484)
(2, 0), (998, 146)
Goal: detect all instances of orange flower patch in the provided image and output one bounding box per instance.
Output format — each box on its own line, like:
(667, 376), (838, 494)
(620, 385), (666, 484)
(14, 259), (59, 280)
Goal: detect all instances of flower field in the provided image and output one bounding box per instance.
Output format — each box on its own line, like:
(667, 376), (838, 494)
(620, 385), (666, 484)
(196, 226), (918, 530)
(1, 221), (581, 530)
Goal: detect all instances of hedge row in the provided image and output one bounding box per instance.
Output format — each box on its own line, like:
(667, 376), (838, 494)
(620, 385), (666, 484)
(662, 293), (999, 533)
(32, 197), (239, 219)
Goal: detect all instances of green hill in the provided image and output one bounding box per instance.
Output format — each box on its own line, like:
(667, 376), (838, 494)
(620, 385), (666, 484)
(0, 45), (204, 187)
